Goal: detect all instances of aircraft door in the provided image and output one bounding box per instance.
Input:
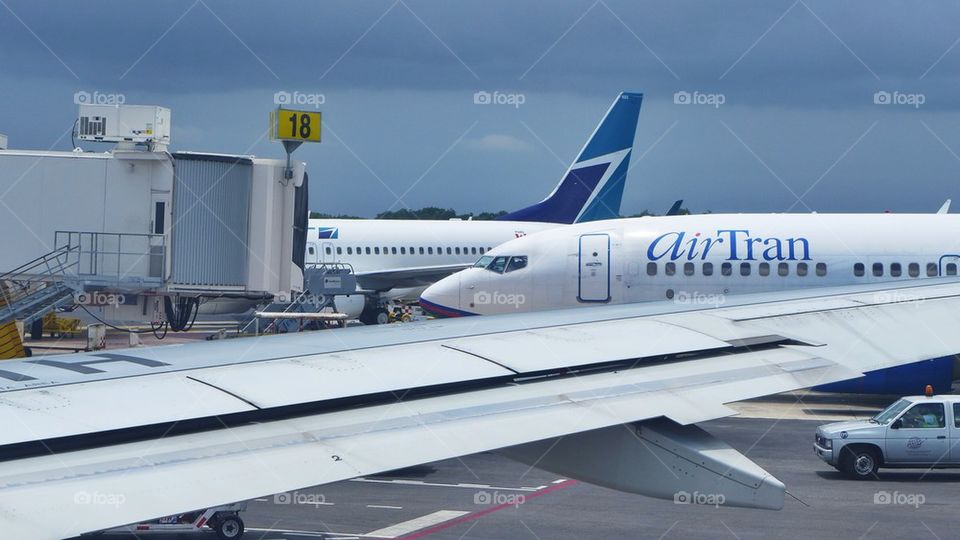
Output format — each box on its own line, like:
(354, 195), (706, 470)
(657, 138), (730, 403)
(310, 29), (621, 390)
(321, 241), (335, 263)
(938, 254), (960, 276)
(578, 234), (610, 302)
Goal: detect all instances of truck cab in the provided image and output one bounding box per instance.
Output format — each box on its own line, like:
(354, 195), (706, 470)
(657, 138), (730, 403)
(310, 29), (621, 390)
(814, 392), (960, 479)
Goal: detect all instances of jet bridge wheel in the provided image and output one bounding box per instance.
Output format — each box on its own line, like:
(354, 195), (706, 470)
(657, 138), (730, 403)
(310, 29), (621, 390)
(211, 513), (244, 539)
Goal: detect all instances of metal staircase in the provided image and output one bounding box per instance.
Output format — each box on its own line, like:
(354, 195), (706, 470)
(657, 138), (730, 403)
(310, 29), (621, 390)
(0, 245), (80, 327)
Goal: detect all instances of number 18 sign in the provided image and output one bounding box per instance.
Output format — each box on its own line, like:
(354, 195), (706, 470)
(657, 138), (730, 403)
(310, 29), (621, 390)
(270, 107), (321, 142)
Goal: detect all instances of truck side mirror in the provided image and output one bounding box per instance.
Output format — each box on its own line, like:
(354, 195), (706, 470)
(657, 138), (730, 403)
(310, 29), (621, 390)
(891, 419), (902, 430)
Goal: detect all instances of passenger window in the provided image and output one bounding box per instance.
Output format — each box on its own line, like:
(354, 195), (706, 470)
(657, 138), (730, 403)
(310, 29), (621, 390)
(419, 247), (425, 255)
(365, 247), (371, 255)
(455, 247), (461, 255)
(308, 246), (315, 255)
(479, 247), (485, 254)
(400, 247), (406, 254)
(816, 262), (826, 276)
(759, 262), (769, 276)
(778, 262), (789, 276)
(505, 256), (528, 272)
(665, 262), (676, 276)
(391, 247), (398, 255)
(428, 247), (434, 255)
(899, 403), (945, 428)
(948, 263), (958, 276)
(955, 403), (960, 428)
(872, 262), (883, 277)
(721, 262), (732, 276)
(684, 262), (694, 276)
(702, 262), (713, 276)
(447, 247), (452, 255)
(854, 263), (864, 277)
(374, 247), (380, 255)
(337, 247), (343, 255)
(325, 247), (332, 255)
(890, 262), (901, 277)
(739, 262), (750, 276)
(646, 262), (657, 276)
(908, 263), (919, 277)
(927, 263), (938, 277)
(797, 262), (808, 277)
(472, 247), (478, 255)
(488, 256), (509, 273)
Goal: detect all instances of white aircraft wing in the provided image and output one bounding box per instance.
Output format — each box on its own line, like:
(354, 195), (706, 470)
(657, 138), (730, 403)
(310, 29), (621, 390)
(354, 263), (472, 290)
(3, 279), (960, 538)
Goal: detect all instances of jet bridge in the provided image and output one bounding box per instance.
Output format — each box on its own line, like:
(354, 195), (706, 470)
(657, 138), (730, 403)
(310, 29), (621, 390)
(0, 105), (308, 338)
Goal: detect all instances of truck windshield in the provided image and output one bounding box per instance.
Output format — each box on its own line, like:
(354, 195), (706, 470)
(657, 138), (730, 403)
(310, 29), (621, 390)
(872, 398), (911, 424)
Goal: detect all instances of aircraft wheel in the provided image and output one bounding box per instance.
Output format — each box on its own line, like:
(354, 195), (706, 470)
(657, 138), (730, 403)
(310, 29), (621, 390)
(214, 514), (244, 539)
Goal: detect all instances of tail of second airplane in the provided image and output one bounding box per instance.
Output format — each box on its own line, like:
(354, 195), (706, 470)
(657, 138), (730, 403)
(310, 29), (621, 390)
(498, 92), (643, 224)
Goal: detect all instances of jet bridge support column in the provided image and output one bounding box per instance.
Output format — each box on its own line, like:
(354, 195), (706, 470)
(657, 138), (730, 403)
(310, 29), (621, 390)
(499, 417), (785, 510)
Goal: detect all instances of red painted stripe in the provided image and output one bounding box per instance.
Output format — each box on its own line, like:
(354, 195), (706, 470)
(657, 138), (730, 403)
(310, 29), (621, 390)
(397, 480), (578, 539)
(196, 516), (207, 528)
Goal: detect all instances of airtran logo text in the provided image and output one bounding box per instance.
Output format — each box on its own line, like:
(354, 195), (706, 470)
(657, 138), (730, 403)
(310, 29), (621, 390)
(647, 230), (811, 262)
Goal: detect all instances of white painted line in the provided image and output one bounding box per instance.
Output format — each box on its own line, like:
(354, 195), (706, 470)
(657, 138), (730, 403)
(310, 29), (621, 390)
(365, 510), (470, 538)
(254, 498), (269, 502)
(351, 477), (538, 491)
(367, 504), (404, 510)
(247, 527), (361, 538)
(551, 478), (568, 484)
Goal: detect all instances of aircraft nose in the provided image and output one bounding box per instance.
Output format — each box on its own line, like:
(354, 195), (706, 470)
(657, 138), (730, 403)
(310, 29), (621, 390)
(420, 273), (476, 317)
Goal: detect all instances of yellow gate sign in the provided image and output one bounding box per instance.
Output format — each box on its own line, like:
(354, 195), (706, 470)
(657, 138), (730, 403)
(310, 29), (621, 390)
(270, 108), (321, 142)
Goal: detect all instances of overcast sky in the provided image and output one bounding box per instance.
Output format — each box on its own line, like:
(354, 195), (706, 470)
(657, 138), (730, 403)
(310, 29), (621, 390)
(3, 0), (960, 216)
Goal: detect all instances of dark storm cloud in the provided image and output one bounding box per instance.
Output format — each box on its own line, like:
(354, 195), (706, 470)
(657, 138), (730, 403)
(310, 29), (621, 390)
(3, 1), (960, 217)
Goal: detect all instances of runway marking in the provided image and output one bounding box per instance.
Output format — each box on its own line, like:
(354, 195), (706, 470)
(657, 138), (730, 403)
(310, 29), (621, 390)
(367, 504), (404, 510)
(247, 526), (360, 538)
(551, 478), (567, 484)
(351, 477), (540, 491)
(365, 510), (470, 538)
(395, 479), (578, 539)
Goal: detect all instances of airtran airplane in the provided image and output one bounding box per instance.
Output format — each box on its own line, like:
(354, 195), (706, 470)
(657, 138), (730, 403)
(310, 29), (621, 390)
(420, 213), (960, 393)
(307, 92), (644, 324)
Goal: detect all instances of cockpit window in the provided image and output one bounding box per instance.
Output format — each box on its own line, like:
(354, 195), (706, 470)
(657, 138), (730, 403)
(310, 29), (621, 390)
(505, 256), (528, 272)
(487, 256), (509, 273)
(474, 255), (494, 268)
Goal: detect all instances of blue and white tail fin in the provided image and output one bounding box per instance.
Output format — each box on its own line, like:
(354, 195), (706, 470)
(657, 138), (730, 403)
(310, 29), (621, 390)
(498, 92), (643, 224)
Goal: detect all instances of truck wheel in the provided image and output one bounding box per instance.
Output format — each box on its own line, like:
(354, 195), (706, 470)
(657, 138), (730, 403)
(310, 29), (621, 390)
(214, 514), (244, 539)
(840, 447), (879, 479)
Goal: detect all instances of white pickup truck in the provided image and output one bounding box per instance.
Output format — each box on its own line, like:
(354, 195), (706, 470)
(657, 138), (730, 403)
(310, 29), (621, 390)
(814, 393), (960, 479)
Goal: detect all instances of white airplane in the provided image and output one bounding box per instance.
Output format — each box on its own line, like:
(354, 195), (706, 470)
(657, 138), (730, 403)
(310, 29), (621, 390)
(4, 278), (960, 538)
(420, 213), (960, 393)
(305, 92), (644, 324)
